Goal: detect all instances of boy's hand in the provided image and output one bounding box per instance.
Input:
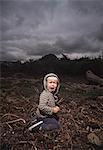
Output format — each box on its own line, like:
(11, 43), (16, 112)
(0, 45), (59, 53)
(52, 106), (60, 113)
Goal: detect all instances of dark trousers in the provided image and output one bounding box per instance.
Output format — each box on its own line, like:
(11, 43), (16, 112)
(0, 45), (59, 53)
(38, 117), (59, 131)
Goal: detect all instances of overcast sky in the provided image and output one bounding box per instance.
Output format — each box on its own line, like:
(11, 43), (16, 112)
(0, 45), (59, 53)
(1, 0), (103, 61)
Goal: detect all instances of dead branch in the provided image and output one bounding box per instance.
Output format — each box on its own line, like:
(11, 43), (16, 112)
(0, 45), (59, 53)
(13, 106), (25, 112)
(1, 113), (20, 120)
(11, 140), (37, 150)
(1, 118), (26, 124)
(6, 122), (13, 131)
(86, 70), (103, 85)
(96, 106), (103, 113)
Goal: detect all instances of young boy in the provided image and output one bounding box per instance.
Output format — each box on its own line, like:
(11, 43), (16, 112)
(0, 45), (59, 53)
(30, 73), (60, 131)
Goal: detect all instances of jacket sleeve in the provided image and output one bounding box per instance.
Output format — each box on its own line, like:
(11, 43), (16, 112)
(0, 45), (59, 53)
(38, 92), (53, 115)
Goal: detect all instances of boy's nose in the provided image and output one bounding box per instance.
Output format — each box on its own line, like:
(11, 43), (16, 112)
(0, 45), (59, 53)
(51, 83), (54, 85)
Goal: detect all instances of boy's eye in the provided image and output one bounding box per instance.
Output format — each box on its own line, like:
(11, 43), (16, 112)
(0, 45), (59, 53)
(52, 82), (56, 84)
(48, 80), (57, 84)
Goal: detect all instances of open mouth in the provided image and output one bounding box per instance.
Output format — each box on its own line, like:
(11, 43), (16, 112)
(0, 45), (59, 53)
(50, 87), (55, 90)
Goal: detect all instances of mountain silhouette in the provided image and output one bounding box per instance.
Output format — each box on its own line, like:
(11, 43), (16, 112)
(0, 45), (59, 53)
(39, 54), (59, 62)
(1, 53), (103, 77)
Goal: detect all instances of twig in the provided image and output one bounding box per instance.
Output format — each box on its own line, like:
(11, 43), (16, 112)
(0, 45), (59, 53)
(6, 122), (13, 131)
(2, 118), (26, 124)
(1, 113), (20, 120)
(57, 98), (64, 105)
(70, 139), (73, 150)
(69, 114), (79, 129)
(96, 106), (103, 112)
(11, 140), (38, 150)
(13, 106), (25, 112)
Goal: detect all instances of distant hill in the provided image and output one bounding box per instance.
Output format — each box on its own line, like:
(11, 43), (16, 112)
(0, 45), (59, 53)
(39, 54), (59, 62)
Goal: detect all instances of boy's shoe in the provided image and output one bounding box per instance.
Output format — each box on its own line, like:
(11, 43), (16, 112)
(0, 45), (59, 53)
(28, 120), (43, 132)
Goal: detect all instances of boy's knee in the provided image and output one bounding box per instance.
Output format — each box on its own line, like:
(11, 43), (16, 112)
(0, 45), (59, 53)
(41, 118), (59, 130)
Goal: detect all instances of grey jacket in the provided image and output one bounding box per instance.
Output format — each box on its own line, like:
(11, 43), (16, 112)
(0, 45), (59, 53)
(36, 73), (60, 118)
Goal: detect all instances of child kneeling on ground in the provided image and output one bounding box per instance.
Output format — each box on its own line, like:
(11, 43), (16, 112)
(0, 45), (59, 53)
(29, 73), (60, 131)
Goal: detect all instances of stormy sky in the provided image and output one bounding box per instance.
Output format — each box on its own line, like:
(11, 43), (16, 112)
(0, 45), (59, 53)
(1, 0), (103, 61)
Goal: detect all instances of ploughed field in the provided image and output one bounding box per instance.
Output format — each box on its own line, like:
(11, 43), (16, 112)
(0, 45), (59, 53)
(0, 75), (103, 150)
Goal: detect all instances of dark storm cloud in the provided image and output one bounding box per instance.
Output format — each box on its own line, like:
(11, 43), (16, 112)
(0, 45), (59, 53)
(27, 43), (60, 56)
(94, 24), (103, 42)
(1, 0), (103, 61)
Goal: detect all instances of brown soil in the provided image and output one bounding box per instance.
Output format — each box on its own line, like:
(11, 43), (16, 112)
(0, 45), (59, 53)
(0, 76), (103, 150)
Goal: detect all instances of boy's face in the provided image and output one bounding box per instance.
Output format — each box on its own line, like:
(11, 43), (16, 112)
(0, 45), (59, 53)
(47, 77), (58, 92)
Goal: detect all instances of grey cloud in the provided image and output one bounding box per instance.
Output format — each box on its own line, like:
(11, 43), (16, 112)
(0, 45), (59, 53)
(27, 43), (60, 56)
(0, 48), (20, 61)
(94, 24), (103, 42)
(0, 51), (14, 61)
(69, 0), (103, 17)
(1, 0), (56, 33)
(54, 35), (103, 54)
(1, 0), (103, 61)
